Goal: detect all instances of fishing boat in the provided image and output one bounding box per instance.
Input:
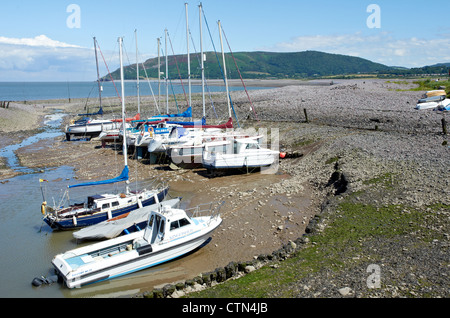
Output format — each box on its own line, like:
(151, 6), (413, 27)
(202, 137), (279, 173)
(52, 200), (224, 288)
(42, 37), (169, 230)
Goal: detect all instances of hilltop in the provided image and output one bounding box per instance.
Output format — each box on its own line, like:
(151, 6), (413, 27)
(103, 50), (450, 81)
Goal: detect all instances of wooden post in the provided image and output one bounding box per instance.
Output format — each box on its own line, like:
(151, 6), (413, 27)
(303, 108), (309, 123)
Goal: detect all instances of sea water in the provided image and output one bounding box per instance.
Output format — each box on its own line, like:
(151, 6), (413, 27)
(0, 81), (264, 102)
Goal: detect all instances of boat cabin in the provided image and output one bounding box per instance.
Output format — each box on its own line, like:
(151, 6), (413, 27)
(137, 206), (194, 246)
(203, 137), (263, 156)
(87, 193), (143, 211)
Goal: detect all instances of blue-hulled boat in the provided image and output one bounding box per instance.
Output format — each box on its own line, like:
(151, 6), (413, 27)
(41, 37), (169, 231)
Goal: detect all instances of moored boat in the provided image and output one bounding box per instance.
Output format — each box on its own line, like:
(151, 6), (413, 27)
(202, 137), (279, 173)
(42, 37), (169, 230)
(52, 200), (224, 288)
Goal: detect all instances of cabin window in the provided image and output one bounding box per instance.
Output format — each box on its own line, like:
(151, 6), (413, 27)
(179, 218), (190, 227)
(170, 221), (180, 231)
(101, 203), (110, 209)
(148, 215), (154, 227)
(159, 220), (165, 233)
(246, 143), (259, 150)
(170, 218), (190, 231)
(111, 201), (119, 207)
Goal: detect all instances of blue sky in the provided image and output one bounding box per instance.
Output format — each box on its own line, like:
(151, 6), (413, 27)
(1, 0), (449, 81)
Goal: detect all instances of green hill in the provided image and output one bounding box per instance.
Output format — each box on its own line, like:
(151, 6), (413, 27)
(103, 50), (449, 81)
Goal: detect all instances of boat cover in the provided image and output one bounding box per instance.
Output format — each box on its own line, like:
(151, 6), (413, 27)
(152, 106), (192, 118)
(78, 107), (104, 116)
(73, 198), (180, 240)
(167, 117), (206, 126)
(68, 166), (129, 189)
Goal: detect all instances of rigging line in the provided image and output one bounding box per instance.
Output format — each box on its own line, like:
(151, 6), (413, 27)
(221, 26), (259, 121)
(202, 10), (240, 127)
(136, 44), (161, 115)
(95, 39), (122, 104)
(140, 62), (161, 115)
(167, 31), (190, 108)
(161, 47), (180, 113)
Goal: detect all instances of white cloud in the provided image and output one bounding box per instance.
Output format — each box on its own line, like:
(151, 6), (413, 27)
(262, 32), (450, 67)
(0, 35), (95, 81)
(0, 35), (81, 48)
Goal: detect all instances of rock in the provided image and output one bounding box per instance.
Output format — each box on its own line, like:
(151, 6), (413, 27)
(245, 266), (256, 273)
(338, 287), (352, 296)
(215, 267), (227, 282)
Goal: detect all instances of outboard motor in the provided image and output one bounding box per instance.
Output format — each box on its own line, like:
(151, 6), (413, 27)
(31, 275), (59, 287)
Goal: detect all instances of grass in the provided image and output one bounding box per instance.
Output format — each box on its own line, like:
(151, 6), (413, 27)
(390, 79), (450, 97)
(186, 184), (448, 298)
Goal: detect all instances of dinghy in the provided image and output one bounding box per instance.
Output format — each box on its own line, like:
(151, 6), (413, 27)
(52, 200), (224, 288)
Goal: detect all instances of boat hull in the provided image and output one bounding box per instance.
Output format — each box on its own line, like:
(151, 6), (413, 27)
(65, 121), (118, 140)
(44, 187), (169, 230)
(202, 151), (279, 171)
(53, 217), (222, 289)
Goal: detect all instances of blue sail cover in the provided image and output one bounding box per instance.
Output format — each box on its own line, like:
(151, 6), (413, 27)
(152, 107), (192, 118)
(78, 107), (104, 117)
(68, 166), (129, 189)
(166, 117), (206, 126)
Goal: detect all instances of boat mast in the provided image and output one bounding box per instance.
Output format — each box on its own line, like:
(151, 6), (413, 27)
(135, 29), (140, 114)
(165, 28), (169, 114)
(185, 2), (192, 111)
(93, 37), (102, 111)
(218, 20), (232, 119)
(199, 3), (206, 118)
(118, 37), (128, 168)
(158, 37), (161, 110)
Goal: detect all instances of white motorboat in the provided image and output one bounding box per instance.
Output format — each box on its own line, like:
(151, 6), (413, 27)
(168, 133), (261, 169)
(202, 138), (279, 172)
(52, 200), (224, 288)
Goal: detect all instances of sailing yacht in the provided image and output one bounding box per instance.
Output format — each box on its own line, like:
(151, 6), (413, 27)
(42, 37), (169, 230)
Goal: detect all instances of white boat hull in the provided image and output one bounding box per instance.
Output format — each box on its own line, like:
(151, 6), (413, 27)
(52, 210), (222, 288)
(202, 150), (279, 170)
(65, 120), (120, 139)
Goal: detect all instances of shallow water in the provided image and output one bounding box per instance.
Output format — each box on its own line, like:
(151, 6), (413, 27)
(0, 112), (64, 173)
(0, 112), (211, 297)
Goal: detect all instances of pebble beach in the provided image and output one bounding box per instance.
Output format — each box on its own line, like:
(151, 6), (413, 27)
(0, 78), (448, 298)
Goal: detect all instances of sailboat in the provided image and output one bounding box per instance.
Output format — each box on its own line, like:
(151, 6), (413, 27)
(65, 37), (140, 141)
(42, 38), (169, 230)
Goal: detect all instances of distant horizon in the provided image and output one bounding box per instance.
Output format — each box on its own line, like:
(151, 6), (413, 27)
(1, 48), (448, 84)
